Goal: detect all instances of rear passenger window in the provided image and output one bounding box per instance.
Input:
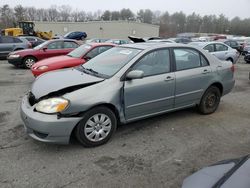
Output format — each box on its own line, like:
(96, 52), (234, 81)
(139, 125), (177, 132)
(174, 48), (202, 71)
(14, 38), (22, 43)
(215, 44), (228, 52)
(201, 55), (209, 66)
(132, 49), (170, 77)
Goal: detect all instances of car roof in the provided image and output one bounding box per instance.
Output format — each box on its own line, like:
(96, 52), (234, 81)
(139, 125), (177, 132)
(120, 42), (193, 50)
(49, 39), (78, 42)
(86, 42), (116, 47)
(190, 41), (227, 47)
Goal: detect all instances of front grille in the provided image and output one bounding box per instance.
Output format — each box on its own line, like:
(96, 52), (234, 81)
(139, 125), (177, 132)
(28, 92), (36, 106)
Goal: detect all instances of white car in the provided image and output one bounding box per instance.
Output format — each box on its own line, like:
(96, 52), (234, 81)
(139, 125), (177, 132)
(190, 41), (239, 64)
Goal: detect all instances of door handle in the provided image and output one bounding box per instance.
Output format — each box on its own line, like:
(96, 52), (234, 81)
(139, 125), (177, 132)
(165, 76), (174, 81)
(202, 69), (210, 74)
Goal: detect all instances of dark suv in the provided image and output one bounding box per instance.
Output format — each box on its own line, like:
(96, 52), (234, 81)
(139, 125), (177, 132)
(0, 36), (31, 59)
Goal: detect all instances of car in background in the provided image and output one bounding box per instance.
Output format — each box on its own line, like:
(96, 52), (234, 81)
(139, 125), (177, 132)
(168, 37), (192, 44)
(244, 53), (250, 63)
(86, 38), (109, 43)
(182, 155), (250, 188)
(105, 39), (132, 45)
(21, 43), (235, 147)
(31, 43), (115, 76)
(242, 43), (250, 55)
(64, 31), (87, 40)
(218, 39), (242, 53)
(7, 39), (79, 68)
(0, 36), (32, 59)
(190, 42), (239, 64)
(19, 36), (45, 48)
(146, 39), (176, 43)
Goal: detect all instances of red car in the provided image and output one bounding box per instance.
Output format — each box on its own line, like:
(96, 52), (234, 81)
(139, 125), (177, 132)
(31, 43), (115, 77)
(7, 39), (79, 68)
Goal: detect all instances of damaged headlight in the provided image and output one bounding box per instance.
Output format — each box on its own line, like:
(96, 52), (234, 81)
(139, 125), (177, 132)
(35, 98), (69, 114)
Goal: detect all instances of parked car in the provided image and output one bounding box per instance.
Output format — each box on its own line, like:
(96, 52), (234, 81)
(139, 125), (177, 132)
(64, 31), (87, 40)
(218, 39), (242, 53)
(244, 53), (250, 63)
(182, 155), (250, 188)
(242, 44), (250, 55)
(21, 43), (235, 147)
(105, 39), (132, 45)
(7, 39), (79, 68)
(31, 43), (116, 76)
(86, 38), (109, 43)
(146, 39), (176, 43)
(190, 42), (239, 64)
(0, 36), (31, 59)
(128, 36), (162, 43)
(168, 37), (192, 44)
(18, 36), (45, 48)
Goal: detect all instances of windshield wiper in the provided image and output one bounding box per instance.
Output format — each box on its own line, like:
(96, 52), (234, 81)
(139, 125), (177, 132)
(85, 68), (99, 74)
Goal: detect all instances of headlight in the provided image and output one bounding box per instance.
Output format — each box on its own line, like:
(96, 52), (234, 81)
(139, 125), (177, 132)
(37, 65), (48, 70)
(8, 54), (20, 59)
(35, 98), (69, 114)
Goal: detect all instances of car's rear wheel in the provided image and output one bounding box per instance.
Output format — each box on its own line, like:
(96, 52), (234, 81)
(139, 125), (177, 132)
(75, 106), (117, 147)
(198, 86), (221, 115)
(23, 56), (36, 69)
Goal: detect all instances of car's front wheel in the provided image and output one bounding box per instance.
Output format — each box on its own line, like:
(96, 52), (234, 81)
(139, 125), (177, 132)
(23, 56), (36, 69)
(75, 106), (117, 147)
(198, 86), (221, 115)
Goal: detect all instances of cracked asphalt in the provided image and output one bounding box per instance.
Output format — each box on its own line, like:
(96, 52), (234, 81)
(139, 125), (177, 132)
(0, 57), (250, 188)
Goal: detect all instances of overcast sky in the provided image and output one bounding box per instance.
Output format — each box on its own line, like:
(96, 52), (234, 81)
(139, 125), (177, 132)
(1, 0), (249, 19)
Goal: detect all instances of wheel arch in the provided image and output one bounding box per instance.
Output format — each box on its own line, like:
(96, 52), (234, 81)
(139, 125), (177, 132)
(209, 82), (223, 95)
(69, 103), (121, 142)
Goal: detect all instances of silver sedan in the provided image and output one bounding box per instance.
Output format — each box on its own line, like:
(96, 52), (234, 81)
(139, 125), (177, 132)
(190, 41), (239, 64)
(21, 43), (235, 147)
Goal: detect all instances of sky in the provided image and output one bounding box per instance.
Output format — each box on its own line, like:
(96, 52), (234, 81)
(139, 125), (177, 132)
(1, 0), (249, 19)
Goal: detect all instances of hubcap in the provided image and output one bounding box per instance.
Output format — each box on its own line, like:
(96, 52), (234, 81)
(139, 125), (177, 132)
(25, 58), (35, 68)
(205, 93), (217, 108)
(84, 113), (112, 142)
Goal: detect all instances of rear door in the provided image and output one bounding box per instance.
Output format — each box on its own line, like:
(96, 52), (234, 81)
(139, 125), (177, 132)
(124, 48), (175, 121)
(173, 48), (213, 108)
(213, 43), (229, 61)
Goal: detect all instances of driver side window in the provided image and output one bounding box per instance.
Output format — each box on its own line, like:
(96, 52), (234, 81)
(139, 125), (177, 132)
(132, 49), (170, 77)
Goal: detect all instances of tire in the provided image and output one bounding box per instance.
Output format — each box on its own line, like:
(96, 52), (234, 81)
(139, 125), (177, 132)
(23, 56), (36, 69)
(226, 58), (233, 63)
(75, 106), (117, 147)
(198, 86), (221, 115)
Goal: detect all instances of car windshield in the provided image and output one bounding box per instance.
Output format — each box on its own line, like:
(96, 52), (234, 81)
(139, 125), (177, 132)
(81, 47), (141, 78)
(67, 44), (92, 58)
(33, 41), (49, 49)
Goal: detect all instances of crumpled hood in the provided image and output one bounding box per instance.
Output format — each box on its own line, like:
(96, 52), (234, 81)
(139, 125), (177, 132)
(33, 55), (80, 67)
(31, 68), (104, 99)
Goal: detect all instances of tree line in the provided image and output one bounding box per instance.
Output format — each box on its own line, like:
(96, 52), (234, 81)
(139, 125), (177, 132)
(1, 4), (250, 37)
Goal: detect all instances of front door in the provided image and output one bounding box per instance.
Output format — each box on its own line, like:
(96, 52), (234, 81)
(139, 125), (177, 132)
(124, 48), (175, 121)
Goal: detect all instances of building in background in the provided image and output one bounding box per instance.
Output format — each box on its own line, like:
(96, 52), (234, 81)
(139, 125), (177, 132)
(34, 21), (159, 39)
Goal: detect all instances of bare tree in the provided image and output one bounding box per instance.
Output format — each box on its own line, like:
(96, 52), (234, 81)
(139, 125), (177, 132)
(59, 5), (71, 21)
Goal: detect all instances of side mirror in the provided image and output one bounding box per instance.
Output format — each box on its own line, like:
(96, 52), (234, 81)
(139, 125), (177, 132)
(84, 56), (91, 61)
(42, 47), (47, 51)
(126, 70), (144, 80)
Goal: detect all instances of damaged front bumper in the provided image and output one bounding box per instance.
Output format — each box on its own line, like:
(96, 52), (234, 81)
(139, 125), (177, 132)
(20, 93), (82, 144)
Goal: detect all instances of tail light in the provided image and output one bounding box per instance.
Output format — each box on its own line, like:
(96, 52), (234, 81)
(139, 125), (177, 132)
(231, 64), (235, 73)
